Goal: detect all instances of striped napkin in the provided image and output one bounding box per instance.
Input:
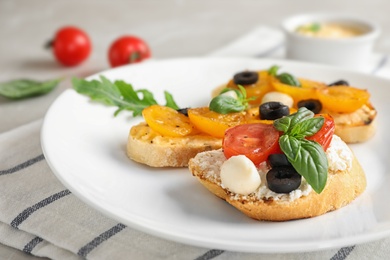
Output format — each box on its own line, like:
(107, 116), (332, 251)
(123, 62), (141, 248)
(1, 26), (390, 260)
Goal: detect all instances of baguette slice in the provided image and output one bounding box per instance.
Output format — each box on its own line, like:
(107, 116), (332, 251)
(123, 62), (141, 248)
(127, 122), (222, 167)
(325, 103), (377, 143)
(188, 140), (367, 221)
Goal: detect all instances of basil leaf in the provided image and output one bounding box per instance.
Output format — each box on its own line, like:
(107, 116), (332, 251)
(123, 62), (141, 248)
(279, 135), (301, 162)
(219, 88), (243, 100)
(290, 107), (314, 126)
(236, 85), (246, 99)
(291, 117), (324, 137)
(268, 65), (280, 76)
(0, 78), (60, 99)
(277, 73), (301, 87)
(273, 116), (292, 133)
(288, 139), (328, 194)
(209, 95), (246, 114)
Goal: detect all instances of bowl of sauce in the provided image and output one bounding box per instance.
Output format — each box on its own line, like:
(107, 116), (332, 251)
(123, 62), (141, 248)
(282, 13), (381, 70)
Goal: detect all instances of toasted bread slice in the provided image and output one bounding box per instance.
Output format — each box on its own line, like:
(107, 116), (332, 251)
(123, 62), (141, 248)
(188, 137), (367, 221)
(325, 103), (377, 143)
(127, 122), (222, 167)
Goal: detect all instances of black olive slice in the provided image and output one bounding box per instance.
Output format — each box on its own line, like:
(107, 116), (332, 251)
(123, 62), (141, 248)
(233, 71), (259, 85)
(328, 79), (349, 86)
(268, 154), (291, 168)
(259, 102), (289, 120)
(176, 107), (189, 116)
(297, 99), (322, 114)
(266, 166), (302, 193)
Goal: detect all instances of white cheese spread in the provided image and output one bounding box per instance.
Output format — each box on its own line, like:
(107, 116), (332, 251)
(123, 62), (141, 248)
(197, 134), (353, 202)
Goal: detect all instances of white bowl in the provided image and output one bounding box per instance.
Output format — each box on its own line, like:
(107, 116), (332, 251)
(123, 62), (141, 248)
(282, 13), (381, 71)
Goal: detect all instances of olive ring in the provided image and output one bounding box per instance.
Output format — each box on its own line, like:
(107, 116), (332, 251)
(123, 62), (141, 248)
(233, 71), (259, 85)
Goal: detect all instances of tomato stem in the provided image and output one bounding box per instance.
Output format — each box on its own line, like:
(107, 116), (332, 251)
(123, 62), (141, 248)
(44, 39), (54, 49)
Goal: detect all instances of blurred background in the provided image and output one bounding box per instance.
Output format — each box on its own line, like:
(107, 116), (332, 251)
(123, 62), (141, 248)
(2, 0), (389, 133)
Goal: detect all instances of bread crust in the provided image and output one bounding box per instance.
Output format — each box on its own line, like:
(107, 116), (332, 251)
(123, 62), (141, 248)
(127, 122), (222, 167)
(189, 150), (366, 221)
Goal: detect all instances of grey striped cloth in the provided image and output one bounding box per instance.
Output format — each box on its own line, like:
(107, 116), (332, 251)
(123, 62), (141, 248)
(3, 119), (390, 259)
(1, 26), (390, 259)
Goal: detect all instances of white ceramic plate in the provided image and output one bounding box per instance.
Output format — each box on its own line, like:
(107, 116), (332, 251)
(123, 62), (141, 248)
(42, 57), (390, 253)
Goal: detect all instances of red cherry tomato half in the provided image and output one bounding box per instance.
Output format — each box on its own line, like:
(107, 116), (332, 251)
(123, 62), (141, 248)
(306, 114), (335, 151)
(222, 123), (281, 166)
(108, 36), (151, 67)
(51, 26), (91, 66)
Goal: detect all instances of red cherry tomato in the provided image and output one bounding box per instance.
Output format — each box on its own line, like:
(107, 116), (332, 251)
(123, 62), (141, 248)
(306, 114), (335, 151)
(51, 26), (91, 66)
(222, 123), (281, 166)
(108, 36), (151, 67)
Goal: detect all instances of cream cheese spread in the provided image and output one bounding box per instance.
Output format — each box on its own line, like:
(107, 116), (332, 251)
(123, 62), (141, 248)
(199, 134), (353, 202)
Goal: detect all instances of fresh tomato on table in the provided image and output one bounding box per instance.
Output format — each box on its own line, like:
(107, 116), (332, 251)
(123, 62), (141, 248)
(49, 26), (91, 66)
(108, 36), (151, 67)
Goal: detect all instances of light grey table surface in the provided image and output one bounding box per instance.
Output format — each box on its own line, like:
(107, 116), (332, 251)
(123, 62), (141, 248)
(1, 0), (390, 259)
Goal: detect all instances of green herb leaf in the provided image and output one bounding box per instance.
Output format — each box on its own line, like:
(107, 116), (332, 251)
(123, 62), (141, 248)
(0, 78), (60, 99)
(284, 139), (328, 193)
(273, 116), (292, 133)
(277, 73), (301, 87)
(209, 85), (252, 114)
(290, 117), (324, 137)
(309, 23), (321, 32)
(164, 91), (180, 110)
(279, 135), (301, 162)
(268, 65), (280, 76)
(274, 107), (328, 194)
(290, 107), (314, 126)
(72, 76), (179, 117)
(209, 95), (246, 114)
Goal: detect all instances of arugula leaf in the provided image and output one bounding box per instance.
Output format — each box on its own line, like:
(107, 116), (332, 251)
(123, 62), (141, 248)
(164, 91), (179, 110)
(72, 76), (179, 117)
(0, 78), (60, 99)
(274, 107), (328, 194)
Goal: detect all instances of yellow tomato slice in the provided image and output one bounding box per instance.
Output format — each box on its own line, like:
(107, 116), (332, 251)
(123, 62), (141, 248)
(271, 77), (326, 106)
(227, 71), (274, 105)
(317, 86), (370, 113)
(142, 105), (196, 137)
(187, 107), (246, 138)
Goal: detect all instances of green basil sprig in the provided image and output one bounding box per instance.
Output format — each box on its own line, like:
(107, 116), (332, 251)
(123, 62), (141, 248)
(0, 78), (60, 99)
(274, 107), (328, 194)
(72, 76), (179, 117)
(267, 65), (301, 87)
(209, 85), (253, 114)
